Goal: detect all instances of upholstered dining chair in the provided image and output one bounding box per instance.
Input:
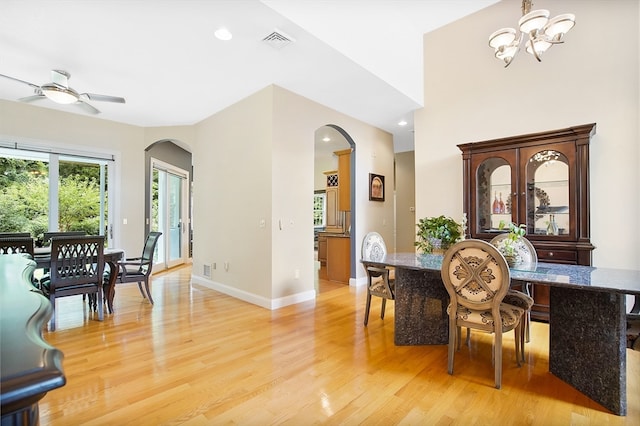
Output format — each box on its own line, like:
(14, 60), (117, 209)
(112, 231), (162, 304)
(361, 231), (395, 326)
(40, 235), (105, 331)
(490, 233), (538, 344)
(441, 239), (525, 389)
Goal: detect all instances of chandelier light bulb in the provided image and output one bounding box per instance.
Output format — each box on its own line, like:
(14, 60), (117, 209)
(489, 28), (517, 49)
(518, 9), (549, 34)
(544, 14), (576, 39)
(496, 44), (518, 65)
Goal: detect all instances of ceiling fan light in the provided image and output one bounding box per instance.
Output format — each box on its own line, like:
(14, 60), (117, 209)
(41, 84), (79, 104)
(519, 9), (550, 34)
(214, 27), (232, 41)
(489, 28), (516, 48)
(544, 14), (576, 38)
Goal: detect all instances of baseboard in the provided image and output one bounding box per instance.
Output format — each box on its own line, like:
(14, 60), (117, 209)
(191, 274), (316, 310)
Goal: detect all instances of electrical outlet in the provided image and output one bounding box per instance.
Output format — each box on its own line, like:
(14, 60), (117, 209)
(294, 269), (300, 279)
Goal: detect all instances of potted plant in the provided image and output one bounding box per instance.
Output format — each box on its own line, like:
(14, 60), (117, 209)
(494, 220), (526, 266)
(415, 215), (463, 254)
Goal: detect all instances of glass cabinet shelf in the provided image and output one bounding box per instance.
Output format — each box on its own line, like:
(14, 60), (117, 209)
(535, 206), (568, 214)
(534, 179), (568, 187)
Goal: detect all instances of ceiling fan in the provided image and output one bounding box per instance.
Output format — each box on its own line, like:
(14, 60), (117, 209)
(0, 69), (125, 114)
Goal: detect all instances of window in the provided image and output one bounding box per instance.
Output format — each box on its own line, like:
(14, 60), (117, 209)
(0, 144), (113, 246)
(313, 191), (326, 228)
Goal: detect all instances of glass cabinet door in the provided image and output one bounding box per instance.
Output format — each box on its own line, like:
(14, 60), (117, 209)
(521, 146), (575, 237)
(475, 155), (514, 234)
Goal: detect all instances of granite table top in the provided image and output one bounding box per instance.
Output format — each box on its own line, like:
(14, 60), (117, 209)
(363, 252), (640, 296)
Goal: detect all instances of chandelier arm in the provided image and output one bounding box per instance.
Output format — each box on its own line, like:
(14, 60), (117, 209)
(504, 33), (525, 67)
(531, 43), (542, 62)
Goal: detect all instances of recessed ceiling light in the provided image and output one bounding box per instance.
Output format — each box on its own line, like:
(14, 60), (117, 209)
(322, 136), (331, 142)
(398, 120), (408, 126)
(215, 27), (232, 41)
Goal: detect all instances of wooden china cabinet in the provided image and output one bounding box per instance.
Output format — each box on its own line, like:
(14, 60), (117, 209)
(458, 123), (596, 321)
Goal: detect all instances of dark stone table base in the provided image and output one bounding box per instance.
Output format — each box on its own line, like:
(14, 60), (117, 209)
(394, 268), (449, 345)
(1, 399), (39, 426)
(549, 287), (626, 416)
(364, 253), (639, 417)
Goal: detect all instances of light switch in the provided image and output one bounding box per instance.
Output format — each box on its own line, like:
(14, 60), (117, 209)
(123, 218), (128, 225)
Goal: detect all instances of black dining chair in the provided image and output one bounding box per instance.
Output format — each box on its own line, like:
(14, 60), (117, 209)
(40, 235), (105, 331)
(0, 232), (32, 238)
(0, 237), (39, 288)
(0, 236), (35, 256)
(111, 231), (162, 305)
(42, 231), (87, 246)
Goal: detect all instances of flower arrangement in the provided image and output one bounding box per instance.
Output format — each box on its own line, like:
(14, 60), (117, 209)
(415, 215), (463, 254)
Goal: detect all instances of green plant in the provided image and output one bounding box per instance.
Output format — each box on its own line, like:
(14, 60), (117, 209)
(415, 215), (462, 253)
(496, 220), (526, 258)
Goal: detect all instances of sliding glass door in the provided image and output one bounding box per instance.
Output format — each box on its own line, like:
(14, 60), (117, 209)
(0, 147), (113, 246)
(151, 158), (189, 270)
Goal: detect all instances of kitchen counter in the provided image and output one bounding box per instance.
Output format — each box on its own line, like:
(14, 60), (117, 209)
(317, 232), (350, 283)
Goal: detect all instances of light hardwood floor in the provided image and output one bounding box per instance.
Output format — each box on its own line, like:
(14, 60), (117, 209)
(39, 265), (639, 425)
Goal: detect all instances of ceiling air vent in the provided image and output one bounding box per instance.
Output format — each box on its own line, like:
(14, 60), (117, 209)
(263, 29), (295, 50)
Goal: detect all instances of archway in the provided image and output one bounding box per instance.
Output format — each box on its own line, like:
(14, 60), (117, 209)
(314, 124), (356, 283)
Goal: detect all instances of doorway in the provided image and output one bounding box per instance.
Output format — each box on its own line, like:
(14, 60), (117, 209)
(151, 158), (189, 271)
(314, 125), (355, 283)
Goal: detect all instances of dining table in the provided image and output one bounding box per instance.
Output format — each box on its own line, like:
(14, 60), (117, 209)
(1, 254), (65, 426)
(33, 246), (124, 314)
(362, 252), (640, 416)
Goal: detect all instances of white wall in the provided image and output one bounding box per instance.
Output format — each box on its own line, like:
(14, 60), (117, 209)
(190, 85), (395, 307)
(415, 0), (640, 269)
(191, 86), (274, 302)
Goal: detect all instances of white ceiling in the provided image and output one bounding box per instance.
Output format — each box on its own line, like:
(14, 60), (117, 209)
(0, 0), (499, 153)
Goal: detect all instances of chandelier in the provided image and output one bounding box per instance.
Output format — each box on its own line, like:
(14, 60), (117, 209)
(489, 0), (575, 67)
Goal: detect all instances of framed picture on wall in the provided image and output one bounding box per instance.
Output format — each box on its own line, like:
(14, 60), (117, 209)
(369, 173), (385, 201)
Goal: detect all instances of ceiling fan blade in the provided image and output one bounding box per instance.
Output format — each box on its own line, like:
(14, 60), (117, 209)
(0, 73), (41, 89)
(80, 93), (126, 103)
(18, 94), (46, 103)
(76, 100), (101, 114)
